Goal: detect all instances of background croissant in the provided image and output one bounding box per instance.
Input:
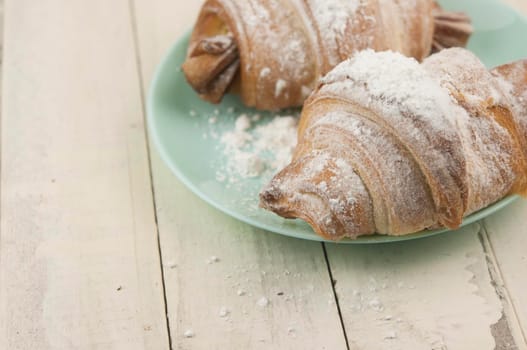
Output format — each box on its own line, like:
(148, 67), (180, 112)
(182, 0), (472, 110)
(259, 48), (527, 240)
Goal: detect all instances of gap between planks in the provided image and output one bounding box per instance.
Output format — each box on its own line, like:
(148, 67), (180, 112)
(480, 221), (527, 349)
(127, 0), (173, 348)
(129, 1), (349, 348)
(322, 243), (351, 350)
(1, 0), (170, 348)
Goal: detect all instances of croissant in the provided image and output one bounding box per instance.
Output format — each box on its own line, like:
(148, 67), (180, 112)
(259, 48), (527, 240)
(182, 0), (472, 110)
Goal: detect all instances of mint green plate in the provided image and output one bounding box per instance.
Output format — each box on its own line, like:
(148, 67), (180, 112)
(148, 0), (525, 244)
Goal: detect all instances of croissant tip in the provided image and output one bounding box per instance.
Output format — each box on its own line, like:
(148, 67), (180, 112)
(259, 181), (285, 211)
(182, 34), (240, 103)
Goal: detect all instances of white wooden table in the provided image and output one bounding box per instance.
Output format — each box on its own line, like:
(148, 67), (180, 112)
(1, 0), (526, 349)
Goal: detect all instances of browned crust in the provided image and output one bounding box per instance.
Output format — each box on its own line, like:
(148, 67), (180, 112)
(182, 0), (471, 110)
(492, 60), (527, 196)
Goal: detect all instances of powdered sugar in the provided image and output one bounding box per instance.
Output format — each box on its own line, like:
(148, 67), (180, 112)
(256, 297), (270, 307)
(234, 0), (314, 108)
(234, 114), (251, 131)
(259, 67), (271, 78)
(183, 329), (195, 338)
(306, 110), (436, 234)
(321, 49), (459, 132)
(318, 49), (468, 228)
(219, 113), (299, 182)
(423, 48), (517, 213)
(309, 0), (359, 40)
(492, 59), (527, 148)
(306, 0), (362, 67)
(275, 79), (288, 98)
(218, 306), (230, 318)
(262, 150), (375, 237)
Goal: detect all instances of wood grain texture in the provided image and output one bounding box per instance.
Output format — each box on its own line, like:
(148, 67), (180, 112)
(131, 0), (348, 348)
(0, 0), (169, 348)
(149, 153), (347, 349)
(325, 224), (514, 350)
(484, 200), (527, 345)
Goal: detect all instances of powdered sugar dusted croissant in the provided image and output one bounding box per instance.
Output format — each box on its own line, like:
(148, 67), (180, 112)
(182, 0), (472, 110)
(259, 48), (527, 240)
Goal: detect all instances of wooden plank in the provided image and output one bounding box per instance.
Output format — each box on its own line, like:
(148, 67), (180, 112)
(484, 200), (527, 342)
(151, 153), (347, 349)
(0, 0), (169, 349)
(325, 224), (513, 350)
(131, 0), (348, 348)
